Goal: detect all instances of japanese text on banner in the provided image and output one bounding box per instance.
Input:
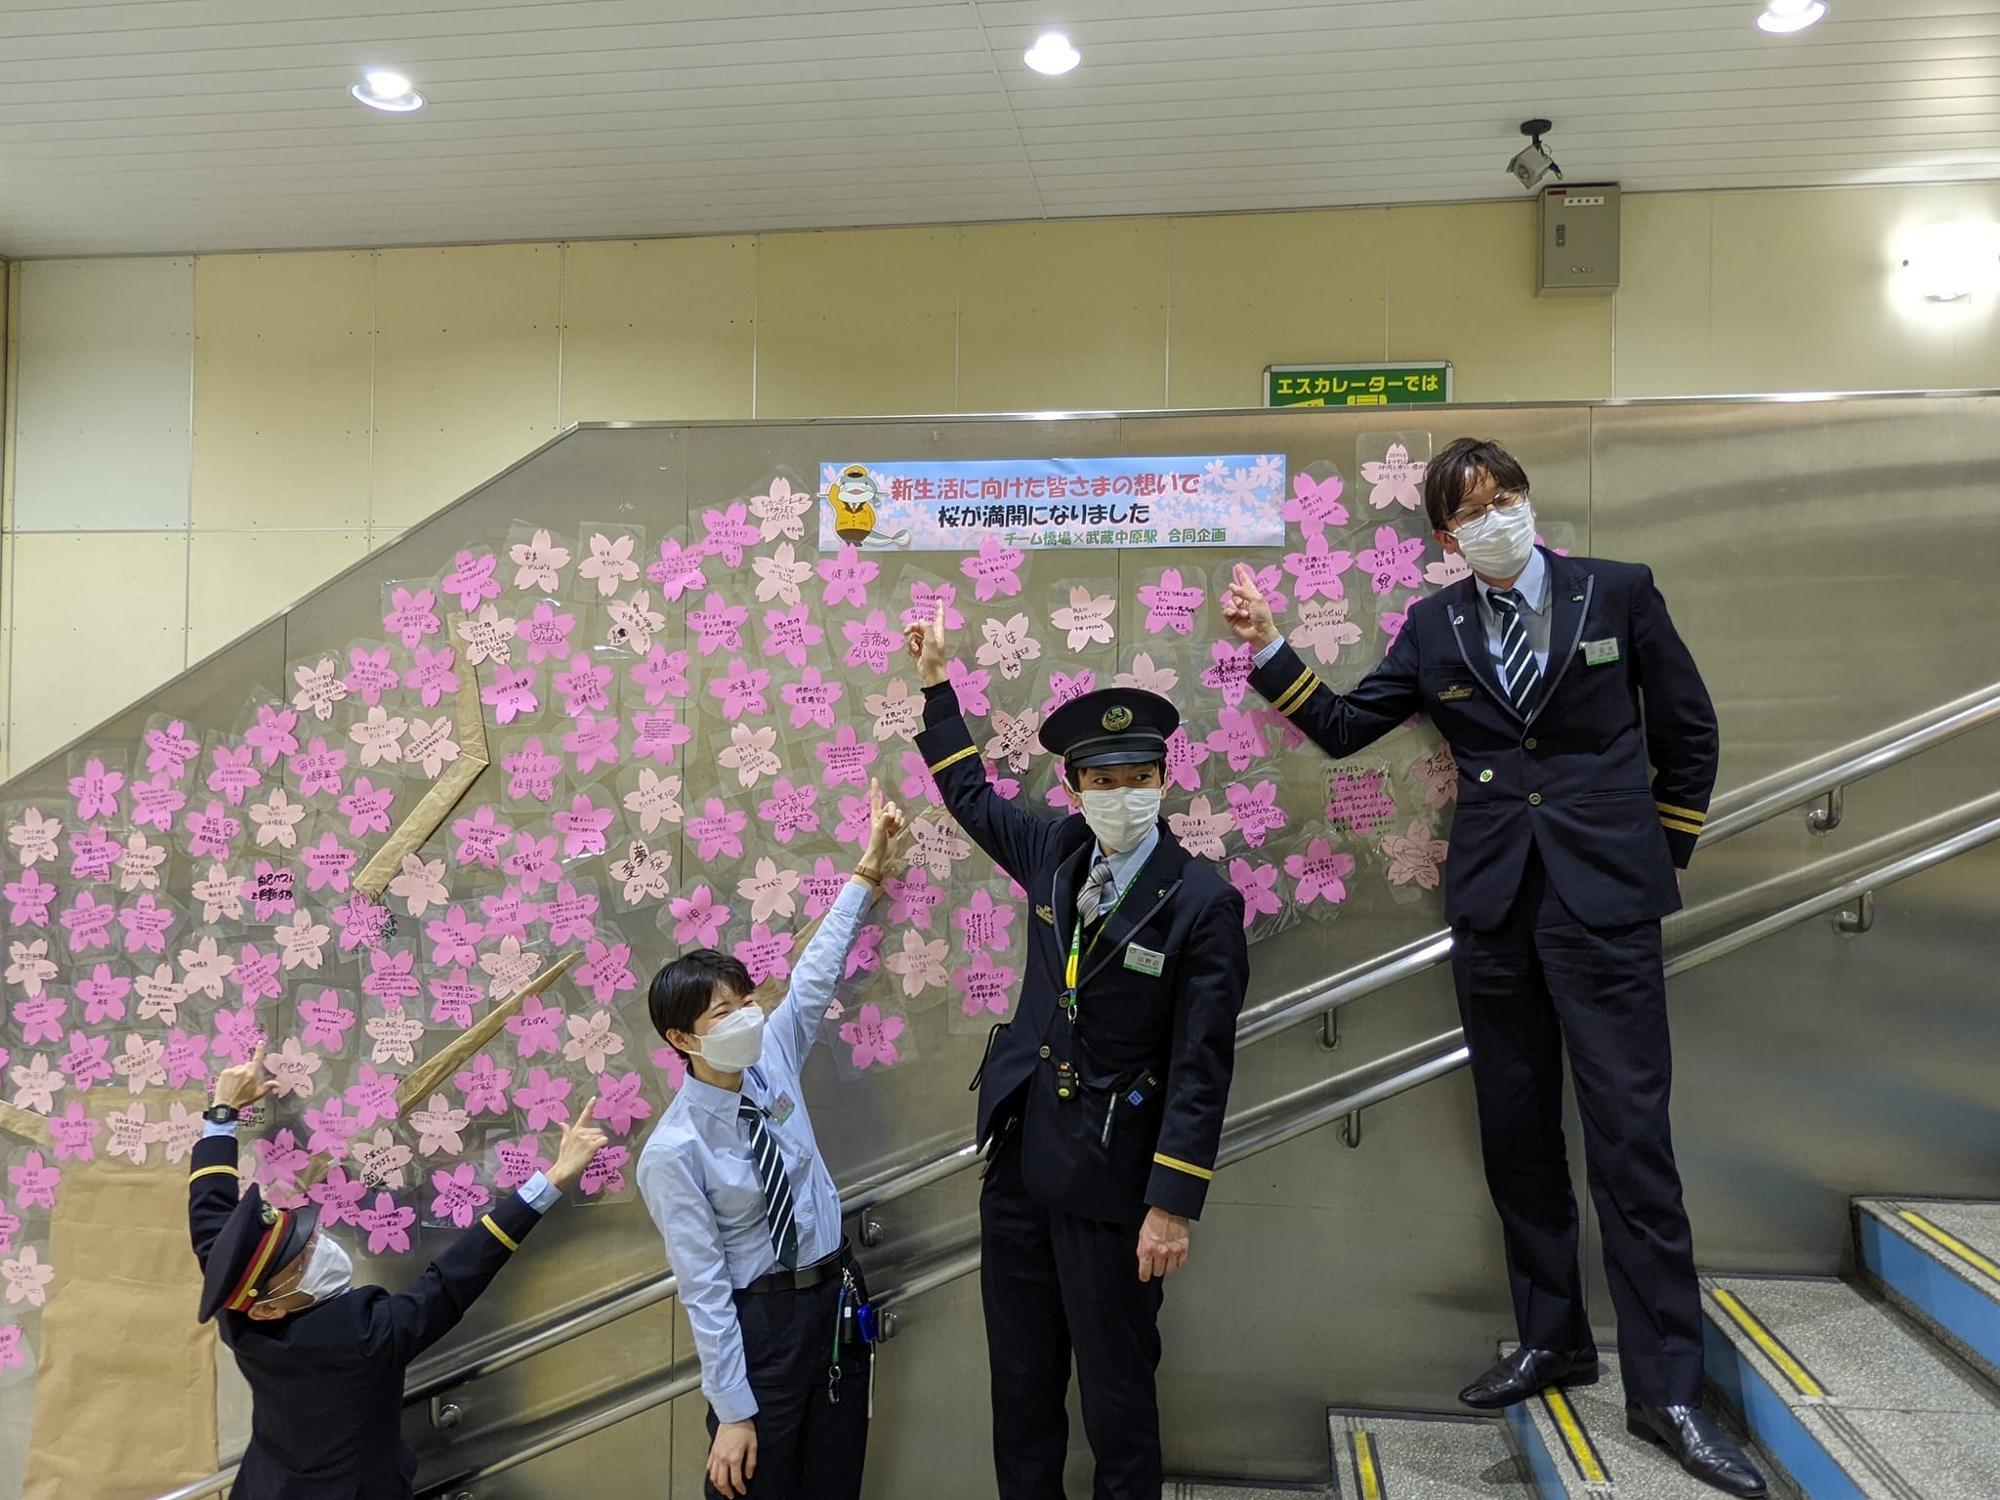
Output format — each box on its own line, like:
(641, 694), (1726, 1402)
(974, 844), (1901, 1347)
(817, 455), (1288, 553)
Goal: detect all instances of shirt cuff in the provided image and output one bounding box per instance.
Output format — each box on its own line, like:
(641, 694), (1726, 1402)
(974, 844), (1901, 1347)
(517, 1171), (561, 1215)
(710, 1376), (760, 1424)
(1251, 633), (1287, 669)
(201, 1119), (240, 1139)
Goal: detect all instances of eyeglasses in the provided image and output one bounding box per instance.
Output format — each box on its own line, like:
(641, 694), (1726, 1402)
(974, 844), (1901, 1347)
(1447, 491), (1528, 530)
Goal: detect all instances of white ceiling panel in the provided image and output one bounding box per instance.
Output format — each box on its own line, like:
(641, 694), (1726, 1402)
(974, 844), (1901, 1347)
(0, 0), (1996, 256)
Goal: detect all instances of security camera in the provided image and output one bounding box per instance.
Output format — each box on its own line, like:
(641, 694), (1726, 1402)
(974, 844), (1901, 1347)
(1508, 119), (1563, 191)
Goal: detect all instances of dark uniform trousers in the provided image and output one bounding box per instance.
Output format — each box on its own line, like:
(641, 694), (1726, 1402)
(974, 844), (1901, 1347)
(915, 679), (1249, 1500)
(1247, 548), (1719, 1407)
(185, 1132), (546, 1500)
(703, 1251), (871, 1500)
(982, 1107), (1165, 1500)
(1454, 848), (1702, 1402)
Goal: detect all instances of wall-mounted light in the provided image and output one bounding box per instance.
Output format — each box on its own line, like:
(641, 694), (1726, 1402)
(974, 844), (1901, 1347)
(1024, 32), (1081, 76)
(1899, 222), (2000, 304)
(1757, 0), (1827, 34)
(350, 69), (425, 113)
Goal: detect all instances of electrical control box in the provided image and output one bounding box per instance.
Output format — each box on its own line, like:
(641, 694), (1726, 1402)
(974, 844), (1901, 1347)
(1539, 184), (1620, 296)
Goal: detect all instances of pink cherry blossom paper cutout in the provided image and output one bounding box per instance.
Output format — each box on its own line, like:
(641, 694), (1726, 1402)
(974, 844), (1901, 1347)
(1383, 818), (1449, 890)
(838, 1003), (907, 1070)
(1357, 525), (1426, 594)
(1227, 857), (1285, 927)
(1285, 470), (1350, 535)
(1284, 837), (1356, 908)
(959, 536), (1024, 603)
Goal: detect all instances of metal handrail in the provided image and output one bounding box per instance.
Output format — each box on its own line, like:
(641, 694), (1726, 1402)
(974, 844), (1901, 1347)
(405, 803), (2000, 1496)
(407, 677), (2000, 1398)
(150, 685), (2000, 1500)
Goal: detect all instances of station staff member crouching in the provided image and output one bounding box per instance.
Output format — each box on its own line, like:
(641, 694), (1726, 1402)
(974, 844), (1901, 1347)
(1222, 438), (1763, 1500)
(639, 783), (904, 1500)
(189, 1044), (607, 1500)
(904, 602), (1249, 1500)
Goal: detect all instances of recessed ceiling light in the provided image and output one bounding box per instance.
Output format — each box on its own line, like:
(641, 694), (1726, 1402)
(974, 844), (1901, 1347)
(1024, 32), (1081, 76)
(1757, 1), (1827, 35)
(350, 68), (425, 112)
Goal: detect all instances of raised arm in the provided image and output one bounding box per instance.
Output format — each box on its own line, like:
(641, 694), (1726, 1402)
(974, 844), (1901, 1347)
(369, 1102), (607, 1365)
(764, 784), (903, 1070)
(904, 599), (1065, 887)
(1222, 562), (1422, 761)
(189, 1045), (281, 1266)
(1630, 567), (1719, 868)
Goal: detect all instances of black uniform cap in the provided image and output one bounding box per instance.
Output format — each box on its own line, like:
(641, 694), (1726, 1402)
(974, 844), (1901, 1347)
(198, 1183), (319, 1323)
(1040, 687), (1179, 770)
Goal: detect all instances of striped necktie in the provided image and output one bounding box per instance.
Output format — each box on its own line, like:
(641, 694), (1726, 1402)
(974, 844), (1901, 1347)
(1075, 855), (1116, 928)
(738, 1098), (799, 1270)
(1488, 588), (1543, 715)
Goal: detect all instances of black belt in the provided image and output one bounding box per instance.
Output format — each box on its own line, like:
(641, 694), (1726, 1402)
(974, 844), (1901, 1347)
(741, 1240), (848, 1296)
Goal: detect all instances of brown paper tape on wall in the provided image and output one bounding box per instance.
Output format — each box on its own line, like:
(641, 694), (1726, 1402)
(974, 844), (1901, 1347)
(22, 1090), (217, 1500)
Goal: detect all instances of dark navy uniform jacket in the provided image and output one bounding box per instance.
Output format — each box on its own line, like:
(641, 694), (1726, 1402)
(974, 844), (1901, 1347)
(917, 682), (1249, 1223)
(187, 1133), (544, 1499)
(1249, 549), (1718, 931)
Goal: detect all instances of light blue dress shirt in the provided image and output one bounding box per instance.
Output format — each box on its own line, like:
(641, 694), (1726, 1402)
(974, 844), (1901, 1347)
(200, 1118), (562, 1213)
(636, 877), (873, 1423)
(1252, 546), (1551, 678)
(1080, 823), (1160, 916)
(1474, 545), (1552, 676)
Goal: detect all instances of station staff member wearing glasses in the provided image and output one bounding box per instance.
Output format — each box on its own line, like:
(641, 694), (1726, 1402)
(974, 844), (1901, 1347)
(1221, 438), (1763, 1500)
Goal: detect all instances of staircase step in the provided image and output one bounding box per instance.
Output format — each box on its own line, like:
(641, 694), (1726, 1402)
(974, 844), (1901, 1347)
(1505, 1348), (1782, 1498)
(1703, 1272), (2000, 1500)
(1856, 1198), (2000, 1384)
(1329, 1408), (1525, 1498)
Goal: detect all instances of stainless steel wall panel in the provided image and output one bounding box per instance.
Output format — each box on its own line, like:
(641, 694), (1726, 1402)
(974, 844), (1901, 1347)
(11, 395), (2000, 1497)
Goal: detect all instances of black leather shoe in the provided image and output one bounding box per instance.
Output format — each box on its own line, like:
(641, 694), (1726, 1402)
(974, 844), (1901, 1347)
(1457, 1346), (1599, 1409)
(1626, 1404), (1767, 1498)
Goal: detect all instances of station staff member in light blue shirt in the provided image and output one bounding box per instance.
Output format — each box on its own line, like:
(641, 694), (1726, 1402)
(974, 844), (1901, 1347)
(638, 782), (903, 1500)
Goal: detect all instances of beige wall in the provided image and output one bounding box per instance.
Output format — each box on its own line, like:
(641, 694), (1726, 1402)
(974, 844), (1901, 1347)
(6, 183), (1999, 775)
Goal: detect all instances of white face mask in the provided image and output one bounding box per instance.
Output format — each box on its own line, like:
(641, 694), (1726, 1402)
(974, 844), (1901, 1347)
(1452, 499), (1537, 579)
(691, 1003), (767, 1071)
(296, 1232), (353, 1306)
(1078, 787), (1163, 853)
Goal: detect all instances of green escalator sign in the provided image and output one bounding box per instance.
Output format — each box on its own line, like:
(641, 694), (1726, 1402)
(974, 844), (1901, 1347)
(1265, 362), (1453, 407)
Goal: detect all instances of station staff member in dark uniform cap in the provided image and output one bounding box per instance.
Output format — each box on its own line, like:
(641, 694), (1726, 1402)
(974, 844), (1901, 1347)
(904, 600), (1249, 1500)
(188, 1043), (608, 1500)
(1220, 438), (1763, 1500)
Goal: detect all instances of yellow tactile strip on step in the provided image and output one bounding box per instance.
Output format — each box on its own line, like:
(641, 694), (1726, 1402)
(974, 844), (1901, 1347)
(1708, 1285), (1830, 1401)
(1539, 1385), (1612, 1488)
(1349, 1428), (1386, 1500)
(1896, 1208), (2000, 1289)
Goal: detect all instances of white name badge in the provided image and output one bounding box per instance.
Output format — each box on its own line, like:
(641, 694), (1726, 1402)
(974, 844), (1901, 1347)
(1582, 637), (1621, 666)
(1124, 945), (1166, 977)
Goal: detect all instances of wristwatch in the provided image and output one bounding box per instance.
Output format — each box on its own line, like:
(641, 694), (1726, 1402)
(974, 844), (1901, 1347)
(202, 1103), (241, 1126)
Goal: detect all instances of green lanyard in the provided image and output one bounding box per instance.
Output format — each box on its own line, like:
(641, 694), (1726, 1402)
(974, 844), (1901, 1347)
(1064, 859), (1140, 1019)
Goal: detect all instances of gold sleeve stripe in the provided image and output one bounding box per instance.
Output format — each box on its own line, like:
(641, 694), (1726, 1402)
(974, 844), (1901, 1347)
(1656, 802), (1707, 823)
(1273, 670), (1321, 717)
(188, 1165), (239, 1185)
(1152, 1152), (1215, 1181)
(927, 745), (979, 775)
(480, 1214), (520, 1253)
(1270, 666), (1314, 709)
(1660, 816), (1704, 836)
